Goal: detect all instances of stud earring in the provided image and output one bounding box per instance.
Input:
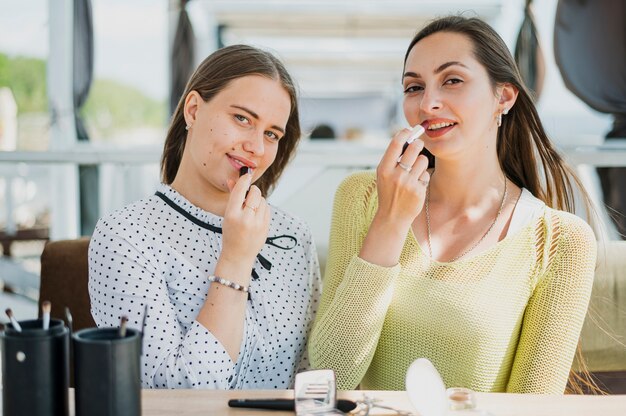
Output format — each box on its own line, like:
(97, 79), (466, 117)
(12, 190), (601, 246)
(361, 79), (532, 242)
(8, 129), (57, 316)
(497, 108), (508, 127)
(185, 124), (191, 131)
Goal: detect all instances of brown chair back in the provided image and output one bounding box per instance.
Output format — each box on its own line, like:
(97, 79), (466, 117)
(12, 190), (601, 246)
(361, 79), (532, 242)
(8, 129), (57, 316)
(39, 238), (95, 331)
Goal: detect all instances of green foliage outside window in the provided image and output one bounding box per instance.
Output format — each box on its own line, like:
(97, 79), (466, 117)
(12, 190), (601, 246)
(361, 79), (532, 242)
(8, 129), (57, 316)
(0, 52), (166, 141)
(0, 53), (47, 113)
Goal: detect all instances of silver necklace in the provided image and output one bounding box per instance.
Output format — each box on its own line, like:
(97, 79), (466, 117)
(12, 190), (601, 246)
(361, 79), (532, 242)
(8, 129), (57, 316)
(425, 177), (508, 262)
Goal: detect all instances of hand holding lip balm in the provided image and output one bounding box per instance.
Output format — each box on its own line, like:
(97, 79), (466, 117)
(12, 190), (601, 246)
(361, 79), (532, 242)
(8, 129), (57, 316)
(401, 124), (426, 156)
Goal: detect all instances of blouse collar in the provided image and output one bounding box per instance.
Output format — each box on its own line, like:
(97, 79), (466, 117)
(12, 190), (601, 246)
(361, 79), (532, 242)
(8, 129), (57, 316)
(156, 183), (224, 227)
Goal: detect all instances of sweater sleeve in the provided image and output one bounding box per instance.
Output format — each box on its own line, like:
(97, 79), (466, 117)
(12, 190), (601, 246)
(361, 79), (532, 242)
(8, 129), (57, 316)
(88, 218), (235, 389)
(308, 172), (402, 390)
(506, 212), (596, 394)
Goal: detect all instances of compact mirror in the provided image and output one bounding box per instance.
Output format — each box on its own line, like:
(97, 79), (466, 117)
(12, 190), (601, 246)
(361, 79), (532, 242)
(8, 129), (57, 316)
(405, 358), (448, 416)
(294, 369), (342, 415)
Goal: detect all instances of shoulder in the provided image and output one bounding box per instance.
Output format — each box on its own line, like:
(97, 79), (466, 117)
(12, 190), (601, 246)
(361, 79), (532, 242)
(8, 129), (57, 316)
(540, 208), (597, 273)
(544, 208), (596, 247)
(93, 194), (161, 240)
(334, 170), (377, 206)
(269, 205), (313, 238)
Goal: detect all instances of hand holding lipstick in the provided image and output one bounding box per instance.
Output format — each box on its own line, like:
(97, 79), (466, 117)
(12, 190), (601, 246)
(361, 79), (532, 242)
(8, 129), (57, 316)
(218, 168), (271, 282)
(401, 124), (426, 156)
(357, 125), (430, 267)
(375, 125), (430, 225)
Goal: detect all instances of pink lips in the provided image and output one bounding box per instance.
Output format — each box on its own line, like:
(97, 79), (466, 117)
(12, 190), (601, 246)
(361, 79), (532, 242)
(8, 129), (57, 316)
(423, 120), (457, 138)
(227, 154), (256, 173)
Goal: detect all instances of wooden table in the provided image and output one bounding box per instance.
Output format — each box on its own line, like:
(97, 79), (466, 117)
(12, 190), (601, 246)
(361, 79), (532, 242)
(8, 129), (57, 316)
(67, 389), (626, 415)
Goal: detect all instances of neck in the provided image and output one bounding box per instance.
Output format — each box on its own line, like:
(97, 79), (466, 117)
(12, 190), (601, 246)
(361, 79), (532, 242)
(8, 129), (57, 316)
(429, 156), (506, 210)
(170, 168), (228, 217)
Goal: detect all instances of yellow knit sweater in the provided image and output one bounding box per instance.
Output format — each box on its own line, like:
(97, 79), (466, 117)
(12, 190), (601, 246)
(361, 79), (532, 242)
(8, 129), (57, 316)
(309, 172), (596, 393)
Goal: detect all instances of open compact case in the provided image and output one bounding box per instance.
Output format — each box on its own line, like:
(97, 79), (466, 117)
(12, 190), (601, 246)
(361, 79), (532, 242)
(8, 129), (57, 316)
(294, 369), (346, 415)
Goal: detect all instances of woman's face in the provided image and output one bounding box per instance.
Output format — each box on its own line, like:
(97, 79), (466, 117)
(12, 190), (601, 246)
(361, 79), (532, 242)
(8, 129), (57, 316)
(402, 31), (503, 160)
(183, 75), (291, 195)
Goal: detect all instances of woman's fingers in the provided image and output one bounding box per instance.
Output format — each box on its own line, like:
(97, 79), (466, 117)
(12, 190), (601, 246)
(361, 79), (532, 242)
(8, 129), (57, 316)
(409, 154), (430, 182)
(243, 185), (263, 215)
(374, 128), (430, 226)
(380, 128), (426, 176)
(417, 166), (431, 186)
(396, 139), (425, 173)
(379, 128), (412, 172)
(227, 172), (253, 211)
(222, 182), (269, 271)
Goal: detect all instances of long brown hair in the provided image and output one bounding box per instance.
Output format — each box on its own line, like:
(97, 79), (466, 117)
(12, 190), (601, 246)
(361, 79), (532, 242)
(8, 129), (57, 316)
(405, 16), (601, 394)
(161, 44), (301, 196)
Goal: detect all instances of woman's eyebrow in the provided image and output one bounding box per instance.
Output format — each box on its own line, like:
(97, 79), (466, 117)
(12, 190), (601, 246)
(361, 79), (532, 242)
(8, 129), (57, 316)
(403, 61), (469, 79)
(231, 105), (285, 134)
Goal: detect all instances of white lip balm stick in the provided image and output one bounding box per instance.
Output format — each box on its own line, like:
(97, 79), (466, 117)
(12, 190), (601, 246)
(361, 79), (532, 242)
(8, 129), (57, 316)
(401, 124), (426, 155)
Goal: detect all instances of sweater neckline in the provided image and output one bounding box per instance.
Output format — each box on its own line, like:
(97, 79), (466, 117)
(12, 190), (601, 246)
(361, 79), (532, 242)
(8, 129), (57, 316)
(408, 189), (546, 265)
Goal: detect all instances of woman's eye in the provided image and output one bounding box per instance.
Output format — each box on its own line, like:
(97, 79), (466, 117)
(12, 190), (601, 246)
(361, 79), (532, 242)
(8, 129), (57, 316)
(444, 78), (463, 85)
(265, 131), (281, 141)
(235, 114), (250, 124)
(403, 85), (423, 94)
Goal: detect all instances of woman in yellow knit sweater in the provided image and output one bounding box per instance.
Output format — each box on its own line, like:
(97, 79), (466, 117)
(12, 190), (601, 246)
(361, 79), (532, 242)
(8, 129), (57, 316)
(309, 16), (596, 394)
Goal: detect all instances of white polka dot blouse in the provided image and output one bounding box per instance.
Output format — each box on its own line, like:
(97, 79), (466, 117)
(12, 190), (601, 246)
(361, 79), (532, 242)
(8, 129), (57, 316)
(88, 184), (321, 389)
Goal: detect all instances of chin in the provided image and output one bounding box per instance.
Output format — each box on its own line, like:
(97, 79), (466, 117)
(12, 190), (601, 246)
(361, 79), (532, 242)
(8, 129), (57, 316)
(425, 142), (463, 161)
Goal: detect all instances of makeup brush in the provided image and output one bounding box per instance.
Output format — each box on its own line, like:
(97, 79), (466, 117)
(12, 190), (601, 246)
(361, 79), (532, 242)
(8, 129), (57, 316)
(65, 307), (73, 335)
(5, 308), (22, 332)
(119, 315), (128, 338)
(228, 398), (357, 412)
(42, 300), (51, 330)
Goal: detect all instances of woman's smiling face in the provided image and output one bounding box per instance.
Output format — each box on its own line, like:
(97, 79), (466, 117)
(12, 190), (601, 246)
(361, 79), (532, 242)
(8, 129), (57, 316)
(402, 31), (502, 160)
(182, 74), (291, 195)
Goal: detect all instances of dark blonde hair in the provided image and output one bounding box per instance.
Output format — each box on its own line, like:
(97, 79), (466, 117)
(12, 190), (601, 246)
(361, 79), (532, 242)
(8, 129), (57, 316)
(161, 44), (301, 196)
(405, 16), (600, 394)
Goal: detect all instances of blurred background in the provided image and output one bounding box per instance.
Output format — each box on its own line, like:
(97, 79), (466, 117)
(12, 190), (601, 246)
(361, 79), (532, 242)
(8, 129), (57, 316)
(0, 0), (624, 365)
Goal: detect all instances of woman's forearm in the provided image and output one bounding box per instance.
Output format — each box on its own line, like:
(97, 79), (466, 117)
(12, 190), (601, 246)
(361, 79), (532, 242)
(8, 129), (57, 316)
(359, 213), (411, 267)
(196, 258), (252, 361)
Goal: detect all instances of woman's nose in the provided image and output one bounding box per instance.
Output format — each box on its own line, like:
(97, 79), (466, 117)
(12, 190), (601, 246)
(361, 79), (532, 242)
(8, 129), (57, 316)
(419, 86), (442, 113)
(242, 130), (265, 155)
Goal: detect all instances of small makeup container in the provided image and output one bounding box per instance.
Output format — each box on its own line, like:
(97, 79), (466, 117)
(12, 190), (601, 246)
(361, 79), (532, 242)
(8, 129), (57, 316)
(447, 387), (476, 410)
(1, 318), (69, 416)
(72, 327), (142, 416)
(446, 387), (492, 415)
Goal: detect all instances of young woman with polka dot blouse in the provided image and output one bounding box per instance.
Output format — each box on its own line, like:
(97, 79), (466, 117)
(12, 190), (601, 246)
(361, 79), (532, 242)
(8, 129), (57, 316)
(89, 45), (321, 389)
